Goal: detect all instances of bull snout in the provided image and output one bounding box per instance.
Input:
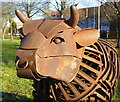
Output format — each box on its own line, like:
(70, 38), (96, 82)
(15, 49), (36, 69)
(16, 59), (28, 69)
(15, 49), (39, 79)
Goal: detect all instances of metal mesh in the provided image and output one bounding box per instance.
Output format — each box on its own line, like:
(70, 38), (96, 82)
(33, 39), (119, 102)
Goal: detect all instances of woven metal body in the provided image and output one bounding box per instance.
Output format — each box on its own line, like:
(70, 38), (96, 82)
(33, 39), (119, 102)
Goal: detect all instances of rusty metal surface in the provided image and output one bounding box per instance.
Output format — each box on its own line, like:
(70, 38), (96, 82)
(36, 55), (79, 82)
(15, 5), (119, 101)
(74, 28), (99, 46)
(65, 5), (79, 28)
(15, 9), (31, 23)
(33, 39), (119, 101)
(22, 20), (44, 36)
(19, 31), (46, 49)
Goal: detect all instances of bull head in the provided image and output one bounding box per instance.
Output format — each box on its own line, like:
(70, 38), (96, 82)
(15, 5), (99, 82)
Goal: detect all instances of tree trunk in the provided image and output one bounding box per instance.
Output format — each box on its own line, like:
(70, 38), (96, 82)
(2, 26), (7, 40)
(109, 21), (117, 38)
(10, 20), (13, 40)
(117, 16), (120, 48)
(59, 2), (66, 18)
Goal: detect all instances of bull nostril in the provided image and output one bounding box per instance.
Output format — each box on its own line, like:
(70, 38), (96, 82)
(16, 60), (28, 69)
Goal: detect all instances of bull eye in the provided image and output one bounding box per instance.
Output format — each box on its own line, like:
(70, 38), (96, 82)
(53, 37), (65, 44)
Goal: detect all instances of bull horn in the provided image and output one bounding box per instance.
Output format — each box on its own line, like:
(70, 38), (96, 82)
(65, 5), (79, 28)
(15, 9), (31, 23)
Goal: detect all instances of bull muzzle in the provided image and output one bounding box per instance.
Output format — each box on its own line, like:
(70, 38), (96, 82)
(16, 49), (35, 70)
(15, 49), (43, 80)
(16, 49), (80, 82)
(16, 59), (28, 69)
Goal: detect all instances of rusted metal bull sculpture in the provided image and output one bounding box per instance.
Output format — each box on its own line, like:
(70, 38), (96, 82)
(15, 5), (119, 101)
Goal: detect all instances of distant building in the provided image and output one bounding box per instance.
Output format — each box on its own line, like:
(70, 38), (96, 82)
(78, 7), (110, 30)
(51, 6), (110, 33)
(78, 4), (119, 38)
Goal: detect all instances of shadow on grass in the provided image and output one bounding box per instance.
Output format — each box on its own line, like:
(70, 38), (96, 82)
(1, 92), (32, 102)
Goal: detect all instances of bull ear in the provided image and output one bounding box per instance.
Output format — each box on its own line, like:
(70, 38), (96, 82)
(15, 9), (31, 23)
(74, 28), (99, 46)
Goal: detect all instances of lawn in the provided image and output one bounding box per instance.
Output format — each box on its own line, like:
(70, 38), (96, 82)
(1, 39), (120, 101)
(1, 40), (33, 102)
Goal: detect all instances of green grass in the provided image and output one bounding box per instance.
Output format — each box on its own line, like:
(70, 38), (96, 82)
(1, 39), (120, 101)
(1, 40), (33, 102)
(1, 40), (20, 68)
(112, 77), (120, 101)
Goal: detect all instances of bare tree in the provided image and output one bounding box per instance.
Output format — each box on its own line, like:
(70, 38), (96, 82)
(51, 0), (66, 18)
(15, 0), (51, 18)
(15, 0), (75, 19)
(98, 0), (120, 48)
(50, 0), (74, 18)
(2, 2), (15, 40)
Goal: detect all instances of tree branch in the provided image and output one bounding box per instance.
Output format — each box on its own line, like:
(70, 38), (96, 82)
(102, 6), (112, 21)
